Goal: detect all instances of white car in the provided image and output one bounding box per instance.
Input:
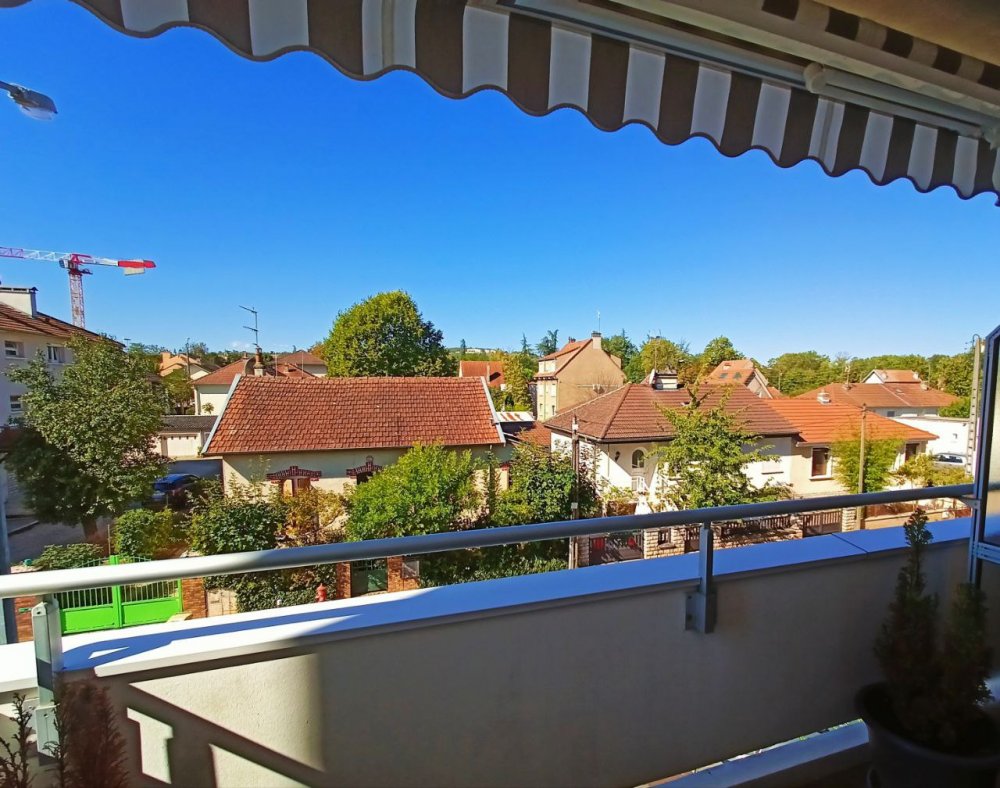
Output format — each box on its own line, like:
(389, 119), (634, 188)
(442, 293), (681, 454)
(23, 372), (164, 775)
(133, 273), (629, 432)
(933, 453), (968, 468)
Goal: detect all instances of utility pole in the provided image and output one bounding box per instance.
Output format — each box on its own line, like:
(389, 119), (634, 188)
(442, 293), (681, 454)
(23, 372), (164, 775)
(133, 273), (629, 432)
(968, 335), (983, 475)
(569, 416), (580, 570)
(856, 405), (867, 528)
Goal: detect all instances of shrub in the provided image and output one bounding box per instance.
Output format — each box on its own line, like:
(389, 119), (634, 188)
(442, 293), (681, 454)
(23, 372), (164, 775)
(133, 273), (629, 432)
(874, 508), (992, 751)
(33, 543), (103, 570)
(112, 508), (176, 558)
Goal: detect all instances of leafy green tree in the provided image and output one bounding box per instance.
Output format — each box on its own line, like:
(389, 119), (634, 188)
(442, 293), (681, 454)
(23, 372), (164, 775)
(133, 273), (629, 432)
(520, 334), (532, 355)
(7, 337), (165, 538)
(832, 435), (900, 493)
(322, 291), (456, 377)
(346, 444), (482, 541)
(655, 389), (786, 509)
(190, 483), (286, 555)
(626, 337), (691, 382)
(492, 443), (598, 525)
(602, 331), (638, 373)
(764, 351), (838, 395)
(162, 368), (194, 413)
(939, 397), (970, 418)
(852, 354), (930, 383)
(536, 329), (559, 357)
(126, 342), (163, 374)
(699, 336), (744, 372)
(502, 351), (533, 410)
(935, 349), (975, 398)
(893, 453), (971, 488)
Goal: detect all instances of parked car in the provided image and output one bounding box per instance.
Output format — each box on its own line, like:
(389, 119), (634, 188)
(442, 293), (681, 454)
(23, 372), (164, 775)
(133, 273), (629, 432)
(151, 473), (203, 509)
(933, 453), (968, 468)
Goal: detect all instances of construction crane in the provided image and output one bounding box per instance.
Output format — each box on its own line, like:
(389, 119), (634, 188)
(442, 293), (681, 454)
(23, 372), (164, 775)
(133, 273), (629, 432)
(0, 246), (155, 328)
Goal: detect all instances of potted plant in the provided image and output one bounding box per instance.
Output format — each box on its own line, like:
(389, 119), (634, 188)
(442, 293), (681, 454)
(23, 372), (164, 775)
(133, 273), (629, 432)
(857, 507), (1000, 787)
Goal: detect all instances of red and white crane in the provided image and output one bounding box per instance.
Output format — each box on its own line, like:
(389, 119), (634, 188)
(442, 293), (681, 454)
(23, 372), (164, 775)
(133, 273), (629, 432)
(0, 246), (155, 328)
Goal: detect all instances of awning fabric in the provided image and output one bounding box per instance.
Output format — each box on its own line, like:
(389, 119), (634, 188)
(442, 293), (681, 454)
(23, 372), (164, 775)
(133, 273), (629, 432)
(13, 0), (1000, 202)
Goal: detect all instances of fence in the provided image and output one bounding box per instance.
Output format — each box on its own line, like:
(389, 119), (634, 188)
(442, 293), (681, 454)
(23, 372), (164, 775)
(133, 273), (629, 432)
(55, 554), (181, 634)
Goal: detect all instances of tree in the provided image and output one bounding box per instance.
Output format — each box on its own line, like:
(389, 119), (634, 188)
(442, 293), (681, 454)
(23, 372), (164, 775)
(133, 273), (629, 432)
(764, 351), (838, 396)
(492, 443), (598, 525)
(7, 337), (165, 538)
(832, 434), (900, 494)
(162, 368), (193, 413)
(126, 342), (163, 374)
(893, 454), (971, 488)
(536, 329), (559, 357)
(345, 444), (481, 541)
(939, 397), (970, 418)
(500, 351), (533, 410)
(321, 291), (456, 377)
(655, 388), (786, 510)
(935, 349), (975, 399)
(459, 339), (467, 359)
(602, 331), (638, 374)
(187, 341), (210, 359)
(626, 337), (691, 383)
(699, 336), (744, 372)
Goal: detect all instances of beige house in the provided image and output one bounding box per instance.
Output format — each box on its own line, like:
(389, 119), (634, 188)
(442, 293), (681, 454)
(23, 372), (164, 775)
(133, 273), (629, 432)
(203, 375), (506, 495)
(0, 286), (106, 424)
(705, 359), (780, 399)
(533, 332), (625, 421)
(158, 352), (215, 381)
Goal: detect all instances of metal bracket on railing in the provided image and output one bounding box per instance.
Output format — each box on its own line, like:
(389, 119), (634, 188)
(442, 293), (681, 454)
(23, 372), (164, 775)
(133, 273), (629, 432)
(685, 522), (717, 634)
(32, 595), (63, 761)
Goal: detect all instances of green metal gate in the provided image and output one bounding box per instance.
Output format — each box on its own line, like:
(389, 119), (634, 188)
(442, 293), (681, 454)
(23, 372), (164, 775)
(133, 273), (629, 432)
(57, 555), (182, 634)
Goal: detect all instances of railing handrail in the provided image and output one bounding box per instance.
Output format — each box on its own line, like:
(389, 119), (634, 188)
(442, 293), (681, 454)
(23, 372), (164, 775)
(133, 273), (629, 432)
(0, 484), (973, 600)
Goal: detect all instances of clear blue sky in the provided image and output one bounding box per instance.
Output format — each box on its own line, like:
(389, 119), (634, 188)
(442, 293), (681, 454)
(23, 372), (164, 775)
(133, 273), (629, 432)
(1, 0), (997, 362)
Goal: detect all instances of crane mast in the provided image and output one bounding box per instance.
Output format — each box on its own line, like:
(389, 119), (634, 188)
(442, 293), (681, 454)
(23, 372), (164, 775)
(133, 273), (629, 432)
(0, 246), (155, 328)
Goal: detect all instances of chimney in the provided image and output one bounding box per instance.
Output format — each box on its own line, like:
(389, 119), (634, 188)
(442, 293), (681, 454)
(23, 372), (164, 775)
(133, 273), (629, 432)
(253, 348), (265, 376)
(0, 286), (38, 317)
(817, 390), (831, 404)
(160, 351), (172, 363)
(591, 331), (602, 349)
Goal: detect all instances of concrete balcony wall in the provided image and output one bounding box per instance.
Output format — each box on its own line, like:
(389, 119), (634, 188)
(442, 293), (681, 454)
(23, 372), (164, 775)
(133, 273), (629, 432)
(7, 520), (995, 787)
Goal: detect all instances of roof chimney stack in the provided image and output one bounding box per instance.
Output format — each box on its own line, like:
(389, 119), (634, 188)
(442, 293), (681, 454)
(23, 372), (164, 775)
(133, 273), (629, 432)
(253, 348), (265, 376)
(591, 331), (602, 349)
(0, 286), (38, 317)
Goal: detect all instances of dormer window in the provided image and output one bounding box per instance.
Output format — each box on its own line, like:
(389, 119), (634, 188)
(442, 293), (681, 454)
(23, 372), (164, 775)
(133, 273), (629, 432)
(631, 450), (646, 469)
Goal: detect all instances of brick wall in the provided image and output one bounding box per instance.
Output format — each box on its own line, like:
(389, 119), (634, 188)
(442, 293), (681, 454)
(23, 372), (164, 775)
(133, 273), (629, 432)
(14, 595), (36, 642)
(181, 577), (208, 619)
(335, 563), (351, 599)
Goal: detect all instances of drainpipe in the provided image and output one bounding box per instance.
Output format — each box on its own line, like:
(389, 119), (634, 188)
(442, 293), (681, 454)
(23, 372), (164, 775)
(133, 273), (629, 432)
(569, 416), (580, 569)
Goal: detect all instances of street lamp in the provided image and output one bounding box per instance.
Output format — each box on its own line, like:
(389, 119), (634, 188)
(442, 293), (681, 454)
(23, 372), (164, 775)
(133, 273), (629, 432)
(0, 79), (57, 120)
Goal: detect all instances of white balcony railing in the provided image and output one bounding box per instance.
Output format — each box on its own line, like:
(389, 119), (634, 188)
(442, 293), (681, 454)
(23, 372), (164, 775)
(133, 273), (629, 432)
(1, 484), (991, 787)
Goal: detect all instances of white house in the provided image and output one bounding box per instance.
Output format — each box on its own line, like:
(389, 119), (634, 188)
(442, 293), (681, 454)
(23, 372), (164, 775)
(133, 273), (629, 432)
(202, 375), (506, 495)
(154, 415), (218, 459)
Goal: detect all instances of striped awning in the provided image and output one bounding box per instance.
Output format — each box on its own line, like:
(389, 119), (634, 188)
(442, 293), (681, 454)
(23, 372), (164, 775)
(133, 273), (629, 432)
(13, 0), (1000, 202)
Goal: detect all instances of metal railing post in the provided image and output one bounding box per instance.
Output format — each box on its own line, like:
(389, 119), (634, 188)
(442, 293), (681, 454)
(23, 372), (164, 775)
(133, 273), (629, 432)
(686, 522), (717, 633)
(32, 595), (63, 761)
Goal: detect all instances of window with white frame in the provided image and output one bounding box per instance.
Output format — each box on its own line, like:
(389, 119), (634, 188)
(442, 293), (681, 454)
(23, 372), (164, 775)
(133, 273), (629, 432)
(631, 475), (648, 493)
(4, 340), (24, 358)
(811, 447), (832, 478)
(46, 345), (66, 363)
(631, 449), (646, 469)
(9, 395), (22, 414)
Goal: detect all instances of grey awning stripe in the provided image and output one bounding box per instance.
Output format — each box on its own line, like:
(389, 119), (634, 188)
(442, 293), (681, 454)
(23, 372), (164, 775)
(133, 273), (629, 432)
(42, 0), (1000, 202)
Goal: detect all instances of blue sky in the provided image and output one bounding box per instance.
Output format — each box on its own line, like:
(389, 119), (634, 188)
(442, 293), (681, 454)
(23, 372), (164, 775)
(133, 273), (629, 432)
(1, 1), (997, 362)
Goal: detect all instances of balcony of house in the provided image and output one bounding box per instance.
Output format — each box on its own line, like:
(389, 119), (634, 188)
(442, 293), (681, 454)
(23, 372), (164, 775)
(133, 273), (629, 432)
(1, 486), (997, 787)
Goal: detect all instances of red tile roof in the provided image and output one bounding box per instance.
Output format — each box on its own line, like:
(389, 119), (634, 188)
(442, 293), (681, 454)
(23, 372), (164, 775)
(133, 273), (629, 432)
(459, 360), (505, 387)
(506, 423), (552, 447)
(0, 303), (104, 342)
(766, 400), (938, 444)
(545, 384), (799, 442)
(194, 358), (251, 387)
(204, 376), (502, 455)
(538, 338), (590, 362)
(796, 382), (958, 409)
(869, 369), (922, 384)
(276, 350), (326, 367)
